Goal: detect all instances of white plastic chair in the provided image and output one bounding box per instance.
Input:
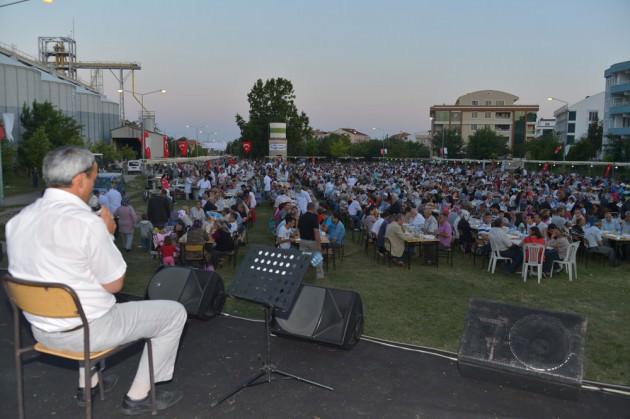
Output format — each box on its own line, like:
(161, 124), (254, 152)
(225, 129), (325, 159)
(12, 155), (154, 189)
(522, 243), (545, 284)
(551, 242), (580, 282)
(488, 240), (512, 274)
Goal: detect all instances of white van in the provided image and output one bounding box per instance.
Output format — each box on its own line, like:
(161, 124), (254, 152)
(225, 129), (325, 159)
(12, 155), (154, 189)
(127, 160), (142, 173)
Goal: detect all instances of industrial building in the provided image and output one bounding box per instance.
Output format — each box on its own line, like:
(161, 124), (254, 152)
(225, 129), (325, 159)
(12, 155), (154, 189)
(0, 44), (120, 144)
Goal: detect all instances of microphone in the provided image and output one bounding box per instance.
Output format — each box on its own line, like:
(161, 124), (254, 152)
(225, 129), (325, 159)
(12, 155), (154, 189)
(88, 194), (102, 213)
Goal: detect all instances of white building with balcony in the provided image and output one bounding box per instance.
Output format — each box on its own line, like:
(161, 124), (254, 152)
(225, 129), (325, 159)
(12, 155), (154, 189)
(552, 92), (604, 154)
(604, 60), (630, 146)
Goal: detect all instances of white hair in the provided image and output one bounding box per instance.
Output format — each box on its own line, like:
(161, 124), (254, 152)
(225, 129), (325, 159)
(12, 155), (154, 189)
(43, 146), (95, 187)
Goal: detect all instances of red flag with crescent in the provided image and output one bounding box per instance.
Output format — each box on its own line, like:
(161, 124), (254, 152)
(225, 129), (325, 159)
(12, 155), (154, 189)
(242, 140), (252, 154)
(542, 163), (550, 172)
(178, 140), (188, 157)
(163, 136), (169, 158)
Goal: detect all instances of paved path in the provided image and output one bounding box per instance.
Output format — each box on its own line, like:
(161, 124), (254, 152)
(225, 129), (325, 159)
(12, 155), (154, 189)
(1, 190), (41, 207)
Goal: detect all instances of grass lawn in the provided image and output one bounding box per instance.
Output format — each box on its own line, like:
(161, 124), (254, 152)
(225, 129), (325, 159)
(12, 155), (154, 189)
(5, 175), (626, 387)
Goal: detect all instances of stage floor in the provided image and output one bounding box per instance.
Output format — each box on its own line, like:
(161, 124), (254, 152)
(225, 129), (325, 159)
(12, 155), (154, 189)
(1, 296), (629, 418)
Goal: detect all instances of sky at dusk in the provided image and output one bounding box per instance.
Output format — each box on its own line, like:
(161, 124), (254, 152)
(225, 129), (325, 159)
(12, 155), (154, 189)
(1, 0), (630, 148)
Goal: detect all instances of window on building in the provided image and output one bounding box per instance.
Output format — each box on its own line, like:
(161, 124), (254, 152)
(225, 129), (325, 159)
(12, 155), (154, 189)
(496, 100), (504, 106)
(588, 111), (598, 122)
(496, 112), (510, 119)
(568, 123), (575, 133)
(568, 111), (576, 121)
(623, 117), (630, 128)
(485, 112), (491, 118)
(495, 124), (510, 131)
(471, 124), (477, 130)
(435, 111), (449, 121)
(485, 100), (492, 106)
(567, 135), (575, 145)
(451, 112), (461, 121)
(485, 124), (491, 129)
(472, 112), (478, 118)
(472, 100), (479, 106)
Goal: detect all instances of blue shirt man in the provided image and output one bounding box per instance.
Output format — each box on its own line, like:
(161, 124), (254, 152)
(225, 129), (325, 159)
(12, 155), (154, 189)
(327, 213), (346, 247)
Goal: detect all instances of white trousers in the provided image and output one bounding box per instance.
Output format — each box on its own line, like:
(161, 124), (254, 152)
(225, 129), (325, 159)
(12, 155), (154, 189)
(32, 300), (187, 388)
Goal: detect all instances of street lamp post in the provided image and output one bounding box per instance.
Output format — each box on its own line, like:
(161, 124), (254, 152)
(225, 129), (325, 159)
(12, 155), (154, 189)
(547, 97), (570, 161)
(118, 88), (166, 161)
(372, 127), (386, 158)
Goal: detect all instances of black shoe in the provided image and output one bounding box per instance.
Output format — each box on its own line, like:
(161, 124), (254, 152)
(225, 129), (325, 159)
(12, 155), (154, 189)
(76, 374), (119, 407)
(121, 389), (183, 416)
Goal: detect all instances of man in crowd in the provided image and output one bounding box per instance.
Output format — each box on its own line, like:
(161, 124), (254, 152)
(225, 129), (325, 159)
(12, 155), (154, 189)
(6, 147), (187, 415)
(298, 202), (325, 280)
(147, 188), (171, 228)
(584, 219), (619, 266)
(488, 218), (523, 273)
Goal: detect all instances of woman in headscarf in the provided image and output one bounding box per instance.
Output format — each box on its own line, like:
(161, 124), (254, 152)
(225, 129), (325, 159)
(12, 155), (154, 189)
(114, 197), (138, 252)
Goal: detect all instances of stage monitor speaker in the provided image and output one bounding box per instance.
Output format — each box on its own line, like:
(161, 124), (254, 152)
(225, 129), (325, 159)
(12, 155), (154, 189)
(146, 266), (225, 320)
(458, 299), (587, 399)
(271, 285), (363, 349)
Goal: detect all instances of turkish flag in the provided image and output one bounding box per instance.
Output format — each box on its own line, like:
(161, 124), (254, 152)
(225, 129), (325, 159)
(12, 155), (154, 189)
(242, 140), (252, 154)
(604, 164), (613, 177)
(542, 163), (550, 172)
(553, 145), (562, 154)
(0, 124), (5, 141)
(163, 136), (169, 158)
(178, 140), (188, 156)
(145, 145), (151, 159)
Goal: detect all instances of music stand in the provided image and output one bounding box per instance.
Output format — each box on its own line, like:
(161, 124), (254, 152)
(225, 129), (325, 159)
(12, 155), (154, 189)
(211, 245), (333, 407)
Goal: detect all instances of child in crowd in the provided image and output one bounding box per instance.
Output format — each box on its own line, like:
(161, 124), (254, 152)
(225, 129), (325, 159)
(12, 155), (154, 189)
(160, 236), (177, 266)
(137, 213), (154, 251)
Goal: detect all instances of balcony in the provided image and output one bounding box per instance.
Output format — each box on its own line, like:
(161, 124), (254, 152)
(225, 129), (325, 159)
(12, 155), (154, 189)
(608, 127), (630, 136)
(609, 105), (630, 116)
(610, 82), (630, 95)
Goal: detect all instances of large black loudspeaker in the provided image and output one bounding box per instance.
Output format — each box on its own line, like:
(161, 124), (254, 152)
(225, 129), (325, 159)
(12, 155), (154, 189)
(458, 299), (587, 399)
(271, 285), (363, 349)
(146, 266), (225, 320)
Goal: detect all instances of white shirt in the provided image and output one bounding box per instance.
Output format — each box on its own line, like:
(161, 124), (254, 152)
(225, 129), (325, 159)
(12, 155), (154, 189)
(197, 178), (211, 196)
(264, 175), (272, 192)
(248, 191), (257, 209)
(410, 213), (425, 227)
(277, 224), (292, 249)
(584, 225), (603, 248)
(371, 217), (385, 235)
(295, 190), (311, 214)
(348, 200), (362, 216)
(7, 188), (126, 332)
(105, 187), (122, 214)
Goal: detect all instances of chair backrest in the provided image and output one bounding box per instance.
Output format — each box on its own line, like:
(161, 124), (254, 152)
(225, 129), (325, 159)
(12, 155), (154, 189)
(523, 243), (545, 264)
(384, 238), (392, 254)
(566, 241), (580, 262)
(2, 275), (82, 319)
(183, 243), (204, 261)
(488, 238), (502, 256)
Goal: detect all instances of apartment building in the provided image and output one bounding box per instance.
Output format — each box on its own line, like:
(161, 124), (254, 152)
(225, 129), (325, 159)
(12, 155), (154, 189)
(553, 92), (604, 151)
(535, 118), (556, 137)
(429, 90), (539, 150)
(604, 60), (630, 146)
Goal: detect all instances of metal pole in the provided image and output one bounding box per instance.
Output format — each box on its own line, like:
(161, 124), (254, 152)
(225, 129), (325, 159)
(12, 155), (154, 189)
(0, 0), (30, 8)
(442, 127), (445, 159)
(141, 94), (145, 162)
(0, 143), (4, 206)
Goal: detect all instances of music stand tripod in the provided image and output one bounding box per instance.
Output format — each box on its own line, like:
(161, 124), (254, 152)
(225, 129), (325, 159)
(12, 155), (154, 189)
(211, 245), (333, 408)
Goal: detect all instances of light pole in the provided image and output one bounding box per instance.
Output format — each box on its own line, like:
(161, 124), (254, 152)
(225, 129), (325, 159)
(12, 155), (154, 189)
(118, 88), (166, 161)
(547, 97), (569, 161)
(372, 127), (386, 158)
(0, 0), (52, 8)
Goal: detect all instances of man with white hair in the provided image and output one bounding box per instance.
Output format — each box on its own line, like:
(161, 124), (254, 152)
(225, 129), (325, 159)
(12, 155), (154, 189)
(6, 147), (186, 415)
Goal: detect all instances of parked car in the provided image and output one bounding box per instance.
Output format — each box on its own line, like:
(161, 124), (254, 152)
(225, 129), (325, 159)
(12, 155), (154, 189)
(127, 160), (142, 174)
(93, 172), (126, 195)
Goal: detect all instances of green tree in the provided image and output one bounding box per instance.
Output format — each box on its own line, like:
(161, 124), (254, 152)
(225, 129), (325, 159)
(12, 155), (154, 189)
(566, 121), (603, 161)
(431, 128), (463, 157)
(465, 127), (509, 159)
(526, 131), (562, 160)
(119, 145), (136, 161)
(235, 78), (312, 158)
(20, 127), (51, 173)
(604, 135), (630, 162)
(1, 141), (18, 180)
(20, 101), (84, 149)
(90, 142), (121, 166)
(329, 135), (351, 157)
